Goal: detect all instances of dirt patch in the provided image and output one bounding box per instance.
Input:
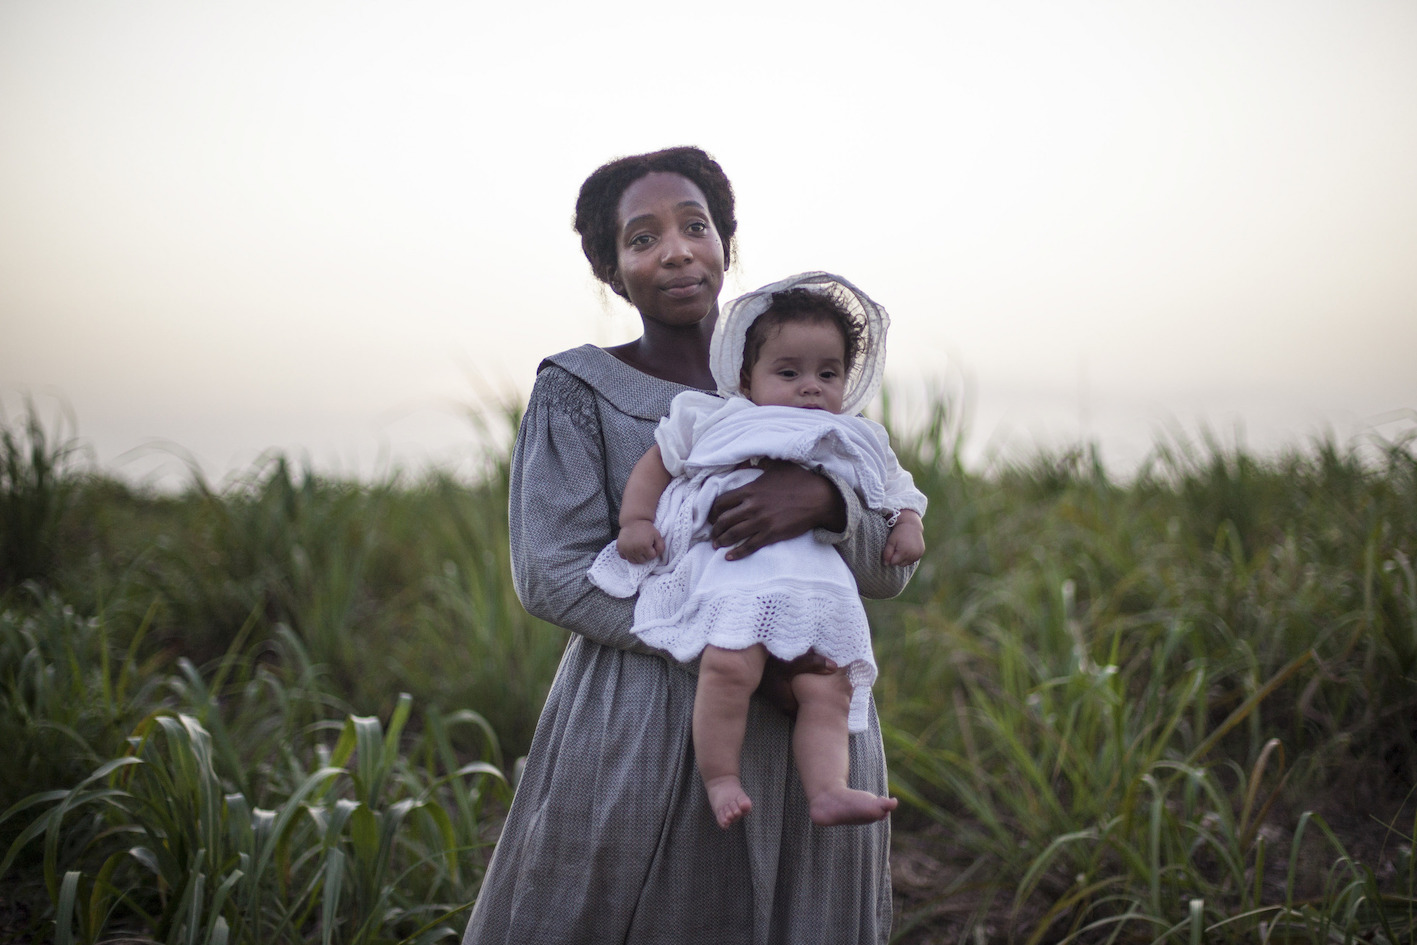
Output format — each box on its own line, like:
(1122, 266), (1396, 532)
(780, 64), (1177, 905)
(0, 887), (40, 945)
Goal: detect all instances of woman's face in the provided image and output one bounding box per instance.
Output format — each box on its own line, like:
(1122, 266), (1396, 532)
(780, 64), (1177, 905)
(612, 172), (726, 329)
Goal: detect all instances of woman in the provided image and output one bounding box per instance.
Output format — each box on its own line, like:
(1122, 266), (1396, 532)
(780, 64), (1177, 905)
(461, 146), (916, 945)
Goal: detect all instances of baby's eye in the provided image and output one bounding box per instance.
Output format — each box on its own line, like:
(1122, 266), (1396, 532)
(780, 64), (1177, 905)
(777, 369), (798, 379)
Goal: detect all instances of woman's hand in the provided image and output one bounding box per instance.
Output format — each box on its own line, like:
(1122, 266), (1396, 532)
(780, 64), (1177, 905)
(757, 651), (839, 717)
(708, 460), (847, 561)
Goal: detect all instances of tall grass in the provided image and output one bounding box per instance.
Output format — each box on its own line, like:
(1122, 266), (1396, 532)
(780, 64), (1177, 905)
(139, 455), (392, 675)
(2, 397), (1414, 943)
(0, 593), (164, 859)
(1, 400), (82, 590)
(877, 413), (1417, 942)
(1, 622), (508, 944)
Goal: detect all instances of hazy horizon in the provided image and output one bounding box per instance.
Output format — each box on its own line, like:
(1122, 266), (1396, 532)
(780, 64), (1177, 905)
(4, 0), (1415, 487)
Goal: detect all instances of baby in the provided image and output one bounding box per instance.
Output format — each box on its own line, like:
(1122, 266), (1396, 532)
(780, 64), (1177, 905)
(588, 271), (926, 828)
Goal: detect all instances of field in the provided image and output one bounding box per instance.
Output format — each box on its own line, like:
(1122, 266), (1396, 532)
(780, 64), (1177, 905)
(2, 399), (1415, 944)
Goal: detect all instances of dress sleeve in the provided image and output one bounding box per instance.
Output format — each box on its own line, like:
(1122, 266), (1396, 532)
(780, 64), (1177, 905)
(508, 365), (661, 655)
(878, 442), (929, 519)
(813, 471), (918, 601)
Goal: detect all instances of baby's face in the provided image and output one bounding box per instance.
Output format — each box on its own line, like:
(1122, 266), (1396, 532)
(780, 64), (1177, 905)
(742, 319), (847, 413)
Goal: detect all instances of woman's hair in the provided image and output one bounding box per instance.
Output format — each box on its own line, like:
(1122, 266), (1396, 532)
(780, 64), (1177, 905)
(740, 287), (866, 381)
(573, 146), (738, 300)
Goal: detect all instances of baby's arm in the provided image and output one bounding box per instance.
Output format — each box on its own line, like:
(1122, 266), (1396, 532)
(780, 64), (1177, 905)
(617, 443), (673, 563)
(883, 509), (925, 567)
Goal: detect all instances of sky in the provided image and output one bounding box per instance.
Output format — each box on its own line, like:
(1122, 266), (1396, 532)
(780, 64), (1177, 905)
(3, 0), (1415, 487)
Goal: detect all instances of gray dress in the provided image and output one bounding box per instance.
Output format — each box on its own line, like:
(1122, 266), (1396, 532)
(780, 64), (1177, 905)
(461, 345), (916, 945)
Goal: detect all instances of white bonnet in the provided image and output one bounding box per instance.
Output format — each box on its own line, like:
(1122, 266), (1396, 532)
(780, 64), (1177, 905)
(710, 271), (889, 416)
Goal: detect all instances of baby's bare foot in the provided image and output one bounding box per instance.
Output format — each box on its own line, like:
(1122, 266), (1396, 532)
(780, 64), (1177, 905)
(704, 775), (753, 828)
(808, 787), (898, 827)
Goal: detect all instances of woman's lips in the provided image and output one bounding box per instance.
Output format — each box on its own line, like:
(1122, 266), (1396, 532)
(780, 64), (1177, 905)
(661, 278), (703, 299)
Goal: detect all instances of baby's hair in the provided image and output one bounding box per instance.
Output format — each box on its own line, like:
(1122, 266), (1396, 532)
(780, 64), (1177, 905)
(573, 146), (738, 300)
(740, 287), (866, 382)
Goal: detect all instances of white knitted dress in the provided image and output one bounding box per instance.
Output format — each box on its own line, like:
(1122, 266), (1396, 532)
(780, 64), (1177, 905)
(588, 391), (926, 732)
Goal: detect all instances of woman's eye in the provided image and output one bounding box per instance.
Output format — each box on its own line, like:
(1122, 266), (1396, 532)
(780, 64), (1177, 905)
(629, 233), (654, 247)
(687, 220), (708, 233)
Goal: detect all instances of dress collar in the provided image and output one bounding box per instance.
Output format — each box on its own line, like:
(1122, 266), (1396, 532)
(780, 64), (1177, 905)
(540, 344), (717, 421)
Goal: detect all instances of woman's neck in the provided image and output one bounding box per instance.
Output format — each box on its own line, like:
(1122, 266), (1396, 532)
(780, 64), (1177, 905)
(607, 314), (719, 390)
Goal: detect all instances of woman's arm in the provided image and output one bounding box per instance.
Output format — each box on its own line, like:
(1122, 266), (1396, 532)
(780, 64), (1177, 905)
(507, 366), (661, 655)
(706, 458), (843, 556)
(814, 466), (917, 599)
(708, 461), (916, 600)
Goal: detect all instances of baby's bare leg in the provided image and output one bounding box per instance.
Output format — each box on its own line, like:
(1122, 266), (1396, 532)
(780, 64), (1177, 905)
(694, 644), (769, 828)
(790, 668), (898, 826)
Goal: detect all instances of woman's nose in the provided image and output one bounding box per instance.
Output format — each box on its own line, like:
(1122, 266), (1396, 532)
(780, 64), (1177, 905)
(660, 234), (693, 265)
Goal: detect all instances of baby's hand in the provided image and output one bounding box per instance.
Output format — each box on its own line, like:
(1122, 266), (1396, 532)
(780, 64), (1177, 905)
(617, 520), (665, 564)
(882, 511), (925, 567)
